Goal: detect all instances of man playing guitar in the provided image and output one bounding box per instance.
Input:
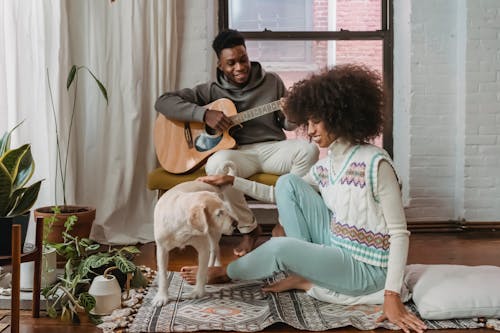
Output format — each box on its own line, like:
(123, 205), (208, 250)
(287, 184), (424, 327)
(155, 29), (318, 256)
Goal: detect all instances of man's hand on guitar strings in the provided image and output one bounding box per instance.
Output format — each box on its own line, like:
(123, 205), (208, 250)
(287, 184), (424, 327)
(204, 109), (233, 132)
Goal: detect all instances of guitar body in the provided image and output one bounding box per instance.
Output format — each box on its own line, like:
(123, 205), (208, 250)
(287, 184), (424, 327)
(154, 98), (238, 174)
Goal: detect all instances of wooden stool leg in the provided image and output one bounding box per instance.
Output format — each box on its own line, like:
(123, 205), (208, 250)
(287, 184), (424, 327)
(32, 217), (43, 318)
(11, 224), (21, 333)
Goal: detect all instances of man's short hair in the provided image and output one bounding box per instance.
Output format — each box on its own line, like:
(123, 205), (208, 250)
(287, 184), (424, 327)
(212, 29), (246, 58)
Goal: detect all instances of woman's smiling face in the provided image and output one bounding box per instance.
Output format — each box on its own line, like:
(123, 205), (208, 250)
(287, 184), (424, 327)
(307, 119), (336, 148)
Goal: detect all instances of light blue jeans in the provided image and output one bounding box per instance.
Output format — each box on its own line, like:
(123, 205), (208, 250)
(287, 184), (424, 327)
(227, 174), (387, 296)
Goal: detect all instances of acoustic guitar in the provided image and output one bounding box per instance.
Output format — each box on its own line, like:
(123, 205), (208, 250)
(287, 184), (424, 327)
(154, 98), (282, 174)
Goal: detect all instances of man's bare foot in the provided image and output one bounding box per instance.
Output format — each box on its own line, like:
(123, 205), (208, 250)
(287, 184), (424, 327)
(234, 225), (261, 257)
(271, 224), (286, 237)
(179, 266), (230, 285)
(261, 274), (312, 293)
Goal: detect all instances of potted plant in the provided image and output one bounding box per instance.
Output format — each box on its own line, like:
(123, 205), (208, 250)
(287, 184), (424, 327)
(34, 65), (108, 244)
(41, 213), (145, 323)
(0, 122), (43, 255)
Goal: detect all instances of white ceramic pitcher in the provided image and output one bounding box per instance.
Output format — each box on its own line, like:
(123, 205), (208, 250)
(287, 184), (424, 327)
(88, 266), (122, 315)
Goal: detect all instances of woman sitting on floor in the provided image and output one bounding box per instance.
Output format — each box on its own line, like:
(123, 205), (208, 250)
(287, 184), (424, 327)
(181, 64), (427, 333)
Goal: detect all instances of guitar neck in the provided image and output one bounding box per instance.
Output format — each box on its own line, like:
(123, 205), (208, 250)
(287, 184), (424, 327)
(230, 100), (281, 124)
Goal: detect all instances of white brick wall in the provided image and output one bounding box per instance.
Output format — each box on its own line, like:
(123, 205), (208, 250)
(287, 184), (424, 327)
(395, 0), (500, 222)
(179, 1), (500, 222)
(176, 0), (216, 89)
(403, 0), (460, 221)
(464, 0), (500, 221)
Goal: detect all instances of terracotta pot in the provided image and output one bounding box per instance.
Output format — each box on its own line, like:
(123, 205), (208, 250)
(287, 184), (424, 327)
(34, 205), (96, 243)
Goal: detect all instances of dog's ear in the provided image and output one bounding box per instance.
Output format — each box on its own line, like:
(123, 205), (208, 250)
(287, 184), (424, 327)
(188, 204), (209, 234)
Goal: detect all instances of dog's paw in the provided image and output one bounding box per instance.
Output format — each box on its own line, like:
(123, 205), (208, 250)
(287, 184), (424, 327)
(187, 289), (206, 299)
(151, 293), (169, 307)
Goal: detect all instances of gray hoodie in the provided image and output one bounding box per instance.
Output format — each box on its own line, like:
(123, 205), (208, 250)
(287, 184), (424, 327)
(155, 62), (296, 145)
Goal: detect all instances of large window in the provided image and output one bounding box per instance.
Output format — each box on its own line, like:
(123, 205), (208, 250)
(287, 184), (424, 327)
(219, 0), (393, 155)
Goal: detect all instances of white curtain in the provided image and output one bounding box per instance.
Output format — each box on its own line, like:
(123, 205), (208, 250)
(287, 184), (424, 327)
(0, 0), (178, 244)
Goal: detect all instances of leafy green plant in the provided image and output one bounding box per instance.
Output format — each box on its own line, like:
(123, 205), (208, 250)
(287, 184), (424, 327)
(0, 121), (43, 217)
(47, 65), (108, 206)
(42, 210), (143, 323)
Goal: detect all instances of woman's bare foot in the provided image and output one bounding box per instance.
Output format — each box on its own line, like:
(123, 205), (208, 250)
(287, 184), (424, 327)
(271, 224), (286, 237)
(180, 266), (230, 285)
(234, 225), (261, 257)
(262, 274), (312, 293)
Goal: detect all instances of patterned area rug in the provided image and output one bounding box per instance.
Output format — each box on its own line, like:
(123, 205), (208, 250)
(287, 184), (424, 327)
(128, 272), (485, 332)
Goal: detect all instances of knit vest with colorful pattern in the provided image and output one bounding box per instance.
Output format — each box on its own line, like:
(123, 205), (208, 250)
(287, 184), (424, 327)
(310, 144), (397, 267)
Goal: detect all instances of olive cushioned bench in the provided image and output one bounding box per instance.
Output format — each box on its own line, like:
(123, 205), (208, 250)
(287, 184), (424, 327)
(147, 167), (279, 196)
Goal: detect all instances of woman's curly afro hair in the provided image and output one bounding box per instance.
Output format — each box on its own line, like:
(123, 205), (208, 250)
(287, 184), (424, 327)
(285, 64), (384, 144)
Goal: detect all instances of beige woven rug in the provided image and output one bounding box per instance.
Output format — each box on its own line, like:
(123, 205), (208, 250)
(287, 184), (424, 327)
(127, 272), (486, 332)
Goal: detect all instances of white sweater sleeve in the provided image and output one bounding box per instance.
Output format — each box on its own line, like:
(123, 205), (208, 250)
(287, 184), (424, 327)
(231, 171), (319, 204)
(378, 160), (410, 293)
(232, 177), (276, 203)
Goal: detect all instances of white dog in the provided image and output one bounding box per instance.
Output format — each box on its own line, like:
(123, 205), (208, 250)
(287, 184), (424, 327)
(151, 181), (237, 306)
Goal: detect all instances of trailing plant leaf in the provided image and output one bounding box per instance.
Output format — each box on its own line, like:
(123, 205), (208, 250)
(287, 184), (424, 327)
(89, 255), (113, 269)
(114, 255), (136, 273)
(78, 292), (96, 312)
(64, 215), (78, 232)
(85, 244), (100, 252)
(47, 306), (58, 319)
(119, 246), (141, 255)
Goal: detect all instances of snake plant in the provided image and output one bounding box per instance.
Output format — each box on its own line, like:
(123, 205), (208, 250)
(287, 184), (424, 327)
(0, 122), (42, 217)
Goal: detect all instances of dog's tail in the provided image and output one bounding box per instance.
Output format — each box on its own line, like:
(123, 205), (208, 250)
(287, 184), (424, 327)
(220, 161), (237, 176)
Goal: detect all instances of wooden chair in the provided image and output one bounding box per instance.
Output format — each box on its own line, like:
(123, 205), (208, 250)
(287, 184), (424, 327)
(0, 216), (43, 327)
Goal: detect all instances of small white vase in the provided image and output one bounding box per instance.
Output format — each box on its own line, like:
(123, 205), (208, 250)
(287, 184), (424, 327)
(20, 246), (58, 291)
(88, 267), (122, 315)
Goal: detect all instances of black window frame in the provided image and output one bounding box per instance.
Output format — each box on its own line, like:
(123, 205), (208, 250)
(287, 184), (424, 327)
(218, 0), (394, 156)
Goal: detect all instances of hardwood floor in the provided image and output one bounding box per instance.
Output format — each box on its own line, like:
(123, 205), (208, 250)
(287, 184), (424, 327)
(5, 231), (500, 333)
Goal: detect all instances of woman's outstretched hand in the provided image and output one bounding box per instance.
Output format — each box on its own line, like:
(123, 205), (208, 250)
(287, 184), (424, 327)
(376, 293), (427, 333)
(197, 175), (235, 187)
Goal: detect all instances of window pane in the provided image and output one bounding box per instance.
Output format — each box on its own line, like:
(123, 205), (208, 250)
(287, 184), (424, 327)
(228, 0), (381, 32)
(246, 40), (383, 88)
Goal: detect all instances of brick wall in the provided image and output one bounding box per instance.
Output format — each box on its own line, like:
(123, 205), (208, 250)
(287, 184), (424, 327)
(395, 0), (500, 222)
(403, 1), (459, 220)
(336, 0), (382, 72)
(463, 0), (500, 221)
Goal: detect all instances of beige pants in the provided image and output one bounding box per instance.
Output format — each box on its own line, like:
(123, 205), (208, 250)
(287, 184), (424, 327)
(205, 139), (319, 233)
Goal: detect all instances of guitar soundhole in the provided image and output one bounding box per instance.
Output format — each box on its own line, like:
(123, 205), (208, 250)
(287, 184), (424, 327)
(194, 132), (223, 152)
(206, 126), (217, 135)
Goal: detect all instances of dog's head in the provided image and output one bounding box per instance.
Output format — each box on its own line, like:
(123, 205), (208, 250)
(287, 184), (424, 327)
(189, 191), (237, 236)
